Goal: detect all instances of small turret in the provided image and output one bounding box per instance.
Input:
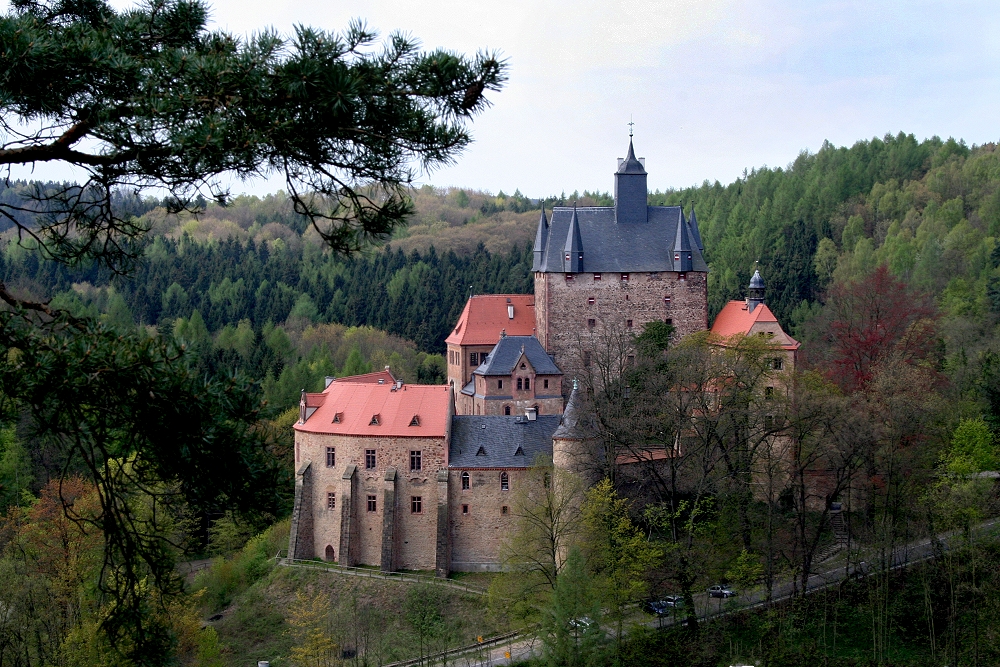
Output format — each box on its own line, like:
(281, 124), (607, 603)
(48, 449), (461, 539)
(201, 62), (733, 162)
(532, 207), (549, 271)
(673, 209), (694, 272)
(562, 205), (584, 273)
(747, 269), (765, 312)
(689, 202), (704, 252)
(614, 139), (648, 224)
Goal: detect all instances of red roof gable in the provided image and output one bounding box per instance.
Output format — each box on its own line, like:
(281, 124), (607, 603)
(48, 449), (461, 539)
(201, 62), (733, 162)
(294, 381), (450, 437)
(710, 300), (800, 350)
(445, 294), (536, 346)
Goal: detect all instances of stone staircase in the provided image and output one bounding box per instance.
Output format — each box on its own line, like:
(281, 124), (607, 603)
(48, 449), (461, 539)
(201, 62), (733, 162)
(814, 505), (850, 564)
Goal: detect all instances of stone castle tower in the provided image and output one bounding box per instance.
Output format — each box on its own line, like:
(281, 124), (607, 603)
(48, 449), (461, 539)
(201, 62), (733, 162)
(531, 139), (709, 384)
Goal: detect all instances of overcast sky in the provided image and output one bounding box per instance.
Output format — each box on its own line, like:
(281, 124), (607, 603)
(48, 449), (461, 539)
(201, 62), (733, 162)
(18, 0), (1000, 197)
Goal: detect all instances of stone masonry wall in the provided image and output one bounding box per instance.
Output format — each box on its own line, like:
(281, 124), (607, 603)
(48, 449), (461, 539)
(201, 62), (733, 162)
(535, 270), (707, 390)
(294, 430), (447, 571)
(447, 467), (539, 571)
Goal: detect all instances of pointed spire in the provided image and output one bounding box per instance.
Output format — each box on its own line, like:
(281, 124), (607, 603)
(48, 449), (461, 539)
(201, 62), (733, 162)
(673, 209), (694, 272)
(563, 204), (584, 273)
(553, 380), (587, 440)
(617, 139), (646, 174)
(689, 202), (704, 252)
(747, 266), (765, 312)
(532, 207), (549, 271)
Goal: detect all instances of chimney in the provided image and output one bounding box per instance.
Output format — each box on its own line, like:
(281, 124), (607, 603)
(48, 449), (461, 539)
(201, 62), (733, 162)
(526, 407), (537, 421)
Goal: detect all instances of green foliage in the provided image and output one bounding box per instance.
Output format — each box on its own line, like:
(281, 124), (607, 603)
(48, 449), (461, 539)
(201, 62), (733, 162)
(194, 519), (289, 613)
(340, 345), (372, 377)
(541, 547), (606, 667)
(945, 417), (998, 474)
(0, 426), (32, 511)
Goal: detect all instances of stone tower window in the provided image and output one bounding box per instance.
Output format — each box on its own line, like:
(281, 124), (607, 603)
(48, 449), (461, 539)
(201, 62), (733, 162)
(543, 379), (549, 389)
(502, 505), (509, 515)
(500, 472), (509, 491)
(620, 273), (629, 281)
(593, 273), (601, 281)
(588, 297), (595, 305)
(504, 406), (511, 416)
(326, 447), (335, 467)
(410, 450), (422, 471)
(765, 386), (775, 399)
(367, 495), (377, 512)
(583, 351), (592, 367)
(664, 295), (671, 304)
(462, 504), (469, 514)
(365, 449), (376, 469)
(411, 496), (422, 514)
(627, 320), (633, 328)
(587, 318), (596, 328)
(498, 379), (503, 389)
(327, 492), (336, 509)
(461, 472), (470, 489)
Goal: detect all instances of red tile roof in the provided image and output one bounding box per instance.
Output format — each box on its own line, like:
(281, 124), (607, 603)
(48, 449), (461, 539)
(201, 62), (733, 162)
(710, 300), (800, 350)
(445, 295), (536, 346)
(333, 369), (397, 385)
(294, 381), (451, 437)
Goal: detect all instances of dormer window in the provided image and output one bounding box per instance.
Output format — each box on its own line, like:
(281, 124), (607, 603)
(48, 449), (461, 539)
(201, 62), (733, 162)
(369, 414), (380, 426)
(409, 415), (420, 426)
(332, 412), (343, 424)
(514, 446), (524, 456)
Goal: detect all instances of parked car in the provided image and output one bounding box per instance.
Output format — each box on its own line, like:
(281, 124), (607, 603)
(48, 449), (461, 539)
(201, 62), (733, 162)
(644, 596), (684, 616)
(707, 585), (736, 598)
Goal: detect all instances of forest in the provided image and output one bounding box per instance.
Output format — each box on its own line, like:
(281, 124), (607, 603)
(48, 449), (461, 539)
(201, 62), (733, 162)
(2, 132), (1000, 666)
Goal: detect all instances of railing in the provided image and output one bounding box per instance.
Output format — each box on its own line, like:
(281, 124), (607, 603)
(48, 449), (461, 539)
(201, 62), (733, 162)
(273, 550), (487, 596)
(381, 630), (524, 667)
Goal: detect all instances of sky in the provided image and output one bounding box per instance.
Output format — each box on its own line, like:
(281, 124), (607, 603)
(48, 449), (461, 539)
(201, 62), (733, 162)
(11, 0), (1000, 198)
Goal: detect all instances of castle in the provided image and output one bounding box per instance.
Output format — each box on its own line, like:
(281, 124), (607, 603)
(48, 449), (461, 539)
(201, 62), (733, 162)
(288, 139), (798, 574)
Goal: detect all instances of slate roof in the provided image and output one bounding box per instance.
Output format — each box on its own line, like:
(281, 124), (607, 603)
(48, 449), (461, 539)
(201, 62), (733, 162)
(474, 335), (561, 376)
(449, 415), (560, 468)
(553, 384), (591, 440)
(532, 205), (708, 273)
(617, 139), (647, 174)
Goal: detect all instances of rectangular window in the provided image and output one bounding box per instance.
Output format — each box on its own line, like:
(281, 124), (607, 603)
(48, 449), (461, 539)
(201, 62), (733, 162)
(764, 415), (775, 430)
(517, 377), (523, 390)
(620, 273), (629, 281)
(524, 378), (530, 390)
(587, 297), (595, 305)
(411, 496), (422, 514)
(626, 319), (633, 328)
(410, 450), (422, 471)
(498, 379), (503, 389)
(367, 495), (377, 512)
(327, 492), (336, 510)
(765, 386), (775, 400)
(587, 318), (596, 328)
(583, 351), (591, 367)
(365, 449), (376, 469)
(462, 504), (469, 514)
(502, 505), (509, 515)
(593, 273), (601, 281)
(772, 357), (784, 371)
(664, 295), (671, 305)
(665, 318), (673, 325)
(565, 273), (574, 281)
(326, 447), (335, 468)
(678, 272), (687, 281)
(470, 352), (479, 366)
(543, 379), (549, 389)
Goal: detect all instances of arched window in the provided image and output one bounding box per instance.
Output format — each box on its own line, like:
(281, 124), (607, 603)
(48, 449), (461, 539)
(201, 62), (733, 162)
(504, 405), (511, 415)
(325, 545), (335, 562)
(524, 378), (530, 390)
(517, 377), (523, 390)
(500, 472), (509, 491)
(461, 472), (470, 490)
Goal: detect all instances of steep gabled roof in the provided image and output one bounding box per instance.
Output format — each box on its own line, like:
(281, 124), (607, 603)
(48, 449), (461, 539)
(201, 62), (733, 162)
(294, 381), (451, 437)
(553, 383), (590, 440)
(535, 206), (709, 273)
(532, 208), (549, 271)
(445, 295), (536, 346)
(474, 335), (561, 376)
(710, 301), (800, 350)
(449, 415), (560, 468)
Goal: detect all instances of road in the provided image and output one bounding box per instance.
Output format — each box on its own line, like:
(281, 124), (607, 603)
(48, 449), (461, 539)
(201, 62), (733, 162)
(447, 517), (1000, 667)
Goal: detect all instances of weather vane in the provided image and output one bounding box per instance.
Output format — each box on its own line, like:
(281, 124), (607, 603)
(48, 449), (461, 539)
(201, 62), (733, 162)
(628, 116), (634, 138)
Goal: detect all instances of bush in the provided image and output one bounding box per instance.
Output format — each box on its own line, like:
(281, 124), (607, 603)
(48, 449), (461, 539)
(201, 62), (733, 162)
(194, 519), (290, 612)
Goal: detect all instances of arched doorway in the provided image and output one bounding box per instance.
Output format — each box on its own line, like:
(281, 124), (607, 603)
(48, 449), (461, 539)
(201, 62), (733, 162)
(325, 545), (335, 562)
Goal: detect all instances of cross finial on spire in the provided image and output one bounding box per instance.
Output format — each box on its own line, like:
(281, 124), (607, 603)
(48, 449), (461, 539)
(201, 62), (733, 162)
(628, 116), (634, 138)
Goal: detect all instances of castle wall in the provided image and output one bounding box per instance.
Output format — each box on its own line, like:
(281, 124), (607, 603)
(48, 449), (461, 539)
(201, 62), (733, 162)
(447, 468), (534, 571)
(535, 270), (708, 388)
(294, 431), (447, 571)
